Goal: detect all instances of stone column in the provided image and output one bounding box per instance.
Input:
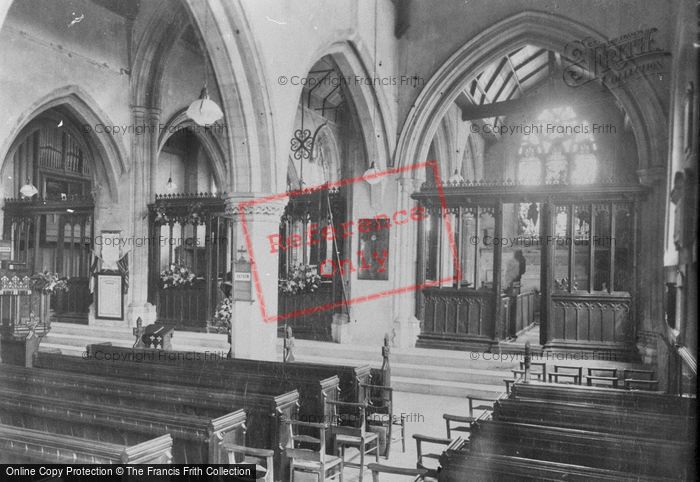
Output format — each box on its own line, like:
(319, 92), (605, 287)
(637, 166), (666, 364)
(391, 177), (423, 348)
(226, 194), (287, 360)
(125, 105), (160, 327)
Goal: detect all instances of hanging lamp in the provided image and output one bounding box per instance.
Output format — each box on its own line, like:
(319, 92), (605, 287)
(165, 152), (177, 192)
(362, 161), (381, 185)
(186, 9), (223, 126)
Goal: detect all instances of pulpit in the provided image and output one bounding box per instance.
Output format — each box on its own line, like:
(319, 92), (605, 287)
(0, 271), (42, 366)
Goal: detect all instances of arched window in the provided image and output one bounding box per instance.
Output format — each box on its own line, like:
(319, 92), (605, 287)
(517, 107), (598, 237)
(516, 106), (599, 185)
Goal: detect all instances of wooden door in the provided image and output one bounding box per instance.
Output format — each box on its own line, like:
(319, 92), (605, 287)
(52, 213), (92, 323)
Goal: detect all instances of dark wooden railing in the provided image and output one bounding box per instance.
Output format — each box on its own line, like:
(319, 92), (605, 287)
(156, 282), (218, 332)
(278, 282), (333, 341)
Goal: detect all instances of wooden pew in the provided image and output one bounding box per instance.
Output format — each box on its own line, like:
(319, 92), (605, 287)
(85, 343), (371, 403)
(83, 344), (357, 439)
(0, 365), (279, 479)
(0, 362), (294, 418)
(438, 445), (663, 482)
(0, 424), (172, 464)
(438, 382), (696, 481)
(0, 387), (245, 464)
(510, 382), (696, 416)
(0, 364), (290, 461)
(34, 352), (298, 477)
(27, 356), (300, 480)
(469, 420), (693, 479)
(492, 398), (694, 439)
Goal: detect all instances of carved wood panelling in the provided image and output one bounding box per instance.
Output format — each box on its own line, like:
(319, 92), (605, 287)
(422, 288), (493, 338)
(551, 294), (632, 344)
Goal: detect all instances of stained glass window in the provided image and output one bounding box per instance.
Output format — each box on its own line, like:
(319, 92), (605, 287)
(517, 106), (599, 185)
(517, 143), (542, 184)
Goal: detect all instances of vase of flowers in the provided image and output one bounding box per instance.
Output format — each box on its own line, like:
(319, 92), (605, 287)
(209, 297), (233, 358)
(29, 271), (69, 328)
(160, 263), (196, 289)
(30, 271), (69, 295)
(279, 264), (321, 295)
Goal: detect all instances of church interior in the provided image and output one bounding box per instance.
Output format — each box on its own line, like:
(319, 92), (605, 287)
(0, 0), (696, 480)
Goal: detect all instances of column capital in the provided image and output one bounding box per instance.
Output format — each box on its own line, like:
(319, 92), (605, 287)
(225, 193), (288, 221)
(398, 176), (422, 194)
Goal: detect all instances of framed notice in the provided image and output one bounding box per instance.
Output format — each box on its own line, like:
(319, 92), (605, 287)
(96, 273), (124, 320)
(357, 218), (390, 280)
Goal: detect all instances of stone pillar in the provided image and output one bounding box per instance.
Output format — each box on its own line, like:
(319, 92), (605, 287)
(636, 166), (666, 364)
(125, 106), (160, 327)
(226, 194), (286, 360)
(391, 177), (422, 348)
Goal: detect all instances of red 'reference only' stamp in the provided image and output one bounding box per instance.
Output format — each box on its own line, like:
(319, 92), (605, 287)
(239, 160), (457, 323)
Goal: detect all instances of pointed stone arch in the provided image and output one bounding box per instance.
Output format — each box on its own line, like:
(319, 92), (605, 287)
(394, 11), (667, 177)
(130, 0), (277, 193)
(301, 41), (394, 177)
(0, 85), (127, 202)
(157, 110), (229, 193)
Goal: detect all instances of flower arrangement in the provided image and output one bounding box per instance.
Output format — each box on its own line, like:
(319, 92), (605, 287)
(279, 264), (321, 295)
(555, 277), (578, 291)
(30, 271), (69, 294)
(209, 297), (232, 334)
(160, 263), (197, 289)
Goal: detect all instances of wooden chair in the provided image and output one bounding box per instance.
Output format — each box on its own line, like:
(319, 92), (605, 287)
(586, 367), (619, 388)
(511, 369), (543, 381)
(548, 372), (580, 384)
(550, 365), (583, 384)
(284, 419), (343, 482)
(519, 361), (547, 379)
(503, 378), (515, 394)
(413, 434), (453, 479)
(443, 396), (496, 439)
(328, 400), (379, 482)
(367, 463), (427, 481)
(361, 382), (406, 458)
(623, 369), (659, 390)
(222, 442), (275, 482)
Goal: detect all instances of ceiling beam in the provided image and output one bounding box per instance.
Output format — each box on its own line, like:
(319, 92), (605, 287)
(458, 92), (543, 121)
(505, 54), (524, 98)
(457, 87), (612, 121)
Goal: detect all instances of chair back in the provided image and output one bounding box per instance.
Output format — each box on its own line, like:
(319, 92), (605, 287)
(327, 400), (369, 438)
(362, 382), (394, 426)
(284, 419), (331, 464)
